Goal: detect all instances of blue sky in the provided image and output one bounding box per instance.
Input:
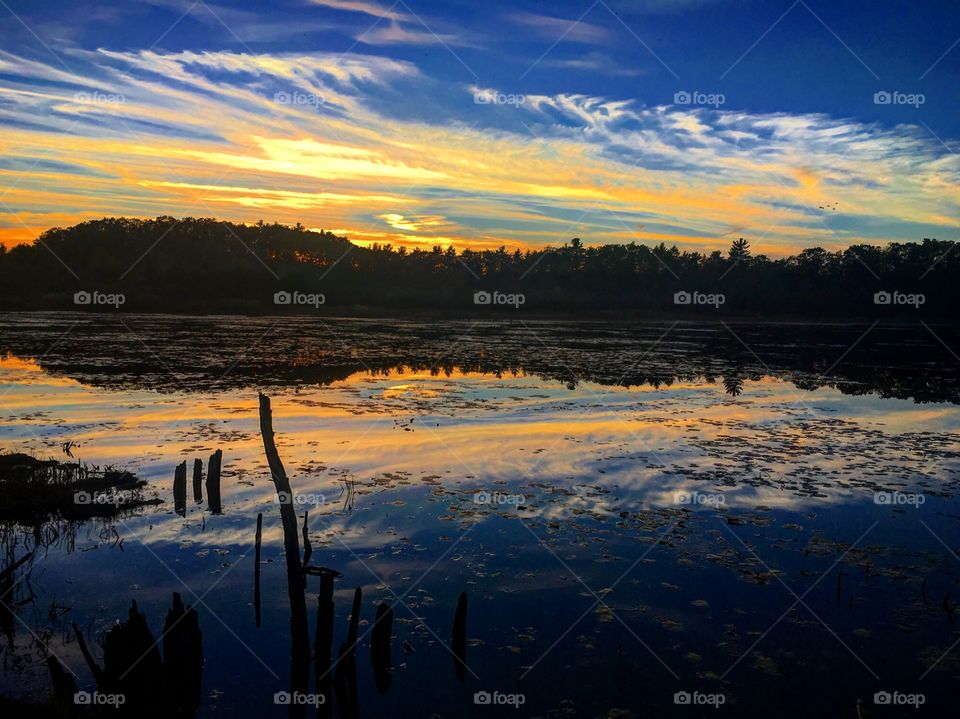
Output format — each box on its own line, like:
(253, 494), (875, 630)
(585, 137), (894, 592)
(0, 0), (957, 252)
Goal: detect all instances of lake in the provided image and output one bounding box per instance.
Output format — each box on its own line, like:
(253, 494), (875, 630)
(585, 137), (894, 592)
(1, 313), (958, 717)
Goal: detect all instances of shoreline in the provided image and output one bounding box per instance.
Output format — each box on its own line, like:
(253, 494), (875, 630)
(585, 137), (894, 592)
(0, 308), (955, 326)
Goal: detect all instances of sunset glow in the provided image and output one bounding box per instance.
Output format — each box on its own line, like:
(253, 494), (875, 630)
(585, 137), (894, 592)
(1, 0), (957, 253)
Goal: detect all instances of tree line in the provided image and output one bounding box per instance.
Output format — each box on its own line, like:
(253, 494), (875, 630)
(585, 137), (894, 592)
(0, 216), (953, 316)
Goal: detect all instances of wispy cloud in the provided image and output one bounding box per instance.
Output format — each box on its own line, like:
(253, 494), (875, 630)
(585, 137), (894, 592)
(507, 10), (613, 44)
(0, 48), (955, 255)
(542, 52), (648, 77)
(378, 213), (457, 232)
(309, 0), (407, 23)
(358, 22), (465, 46)
(309, 0), (473, 47)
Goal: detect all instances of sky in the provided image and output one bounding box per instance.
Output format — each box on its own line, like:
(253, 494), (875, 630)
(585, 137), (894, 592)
(0, 0), (957, 255)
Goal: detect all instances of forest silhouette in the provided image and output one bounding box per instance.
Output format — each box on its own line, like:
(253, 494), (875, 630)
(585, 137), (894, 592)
(0, 217), (952, 316)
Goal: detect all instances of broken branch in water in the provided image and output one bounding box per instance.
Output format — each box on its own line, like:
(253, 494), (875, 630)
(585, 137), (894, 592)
(258, 393), (311, 718)
(72, 621), (103, 685)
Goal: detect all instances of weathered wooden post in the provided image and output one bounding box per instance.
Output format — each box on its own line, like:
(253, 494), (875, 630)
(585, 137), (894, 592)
(254, 512), (263, 628)
(259, 394), (310, 718)
(302, 511), (312, 567)
(192, 458), (203, 503)
(101, 601), (163, 707)
(206, 449), (222, 514)
(347, 588), (361, 654)
(173, 461), (187, 517)
(312, 567), (341, 719)
(72, 595), (203, 718)
(163, 592), (203, 718)
(335, 588), (362, 719)
(333, 640), (356, 719)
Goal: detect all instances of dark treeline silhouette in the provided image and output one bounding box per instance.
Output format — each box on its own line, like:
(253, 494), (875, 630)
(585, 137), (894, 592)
(0, 216), (954, 316)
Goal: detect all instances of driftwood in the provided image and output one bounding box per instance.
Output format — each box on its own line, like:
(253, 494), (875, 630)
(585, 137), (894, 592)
(205, 450), (222, 514)
(452, 591), (467, 681)
(254, 512), (263, 628)
(370, 602), (393, 694)
(173, 461), (187, 517)
(258, 394), (310, 718)
(192, 459), (203, 503)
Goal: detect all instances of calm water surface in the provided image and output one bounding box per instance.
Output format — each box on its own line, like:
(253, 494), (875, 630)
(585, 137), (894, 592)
(0, 314), (958, 717)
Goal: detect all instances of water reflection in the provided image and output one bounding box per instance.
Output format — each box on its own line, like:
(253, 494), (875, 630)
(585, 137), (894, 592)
(0, 316), (958, 717)
(0, 314), (958, 403)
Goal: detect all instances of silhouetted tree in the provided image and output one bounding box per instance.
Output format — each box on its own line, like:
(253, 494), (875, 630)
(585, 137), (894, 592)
(729, 238), (751, 262)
